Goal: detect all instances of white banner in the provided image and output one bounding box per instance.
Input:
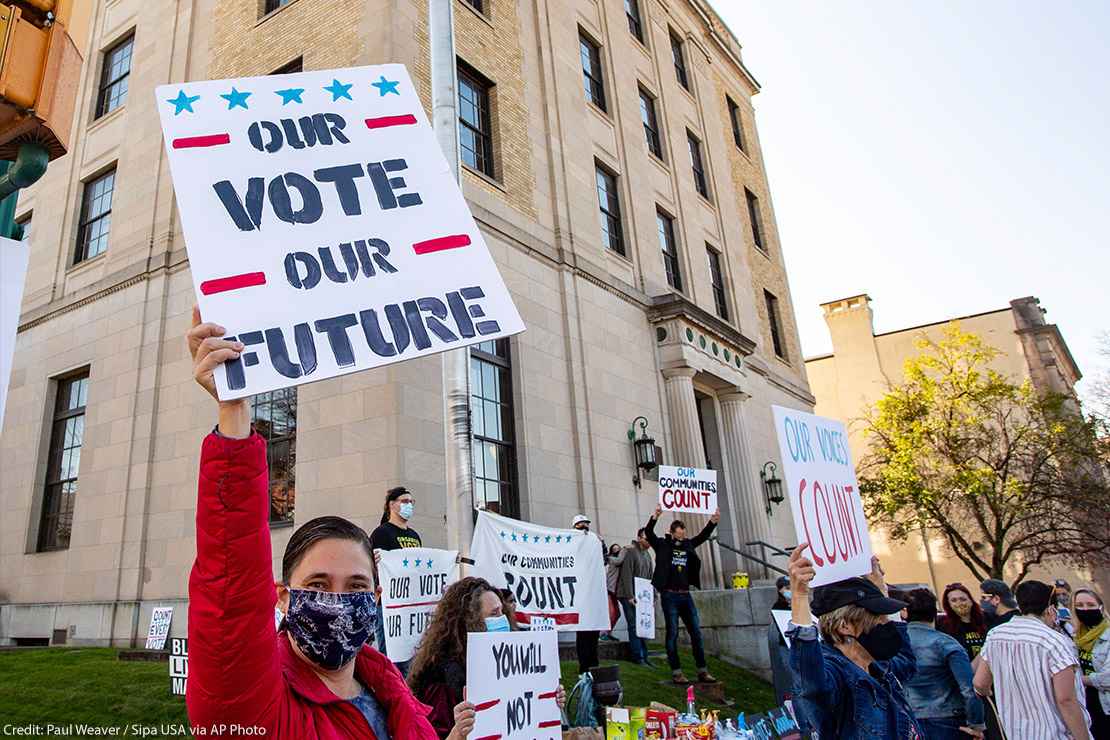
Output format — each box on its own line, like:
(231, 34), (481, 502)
(657, 465), (717, 515)
(0, 236), (30, 429)
(466, 630), (561, 740)
(772, 406), (873, 587)
(634, 577), (655, 640)
(470, 510), (609, 631)
(156, 64), (524, 400)
(146, 607), (174, 650)
(378, 547), (458, 662)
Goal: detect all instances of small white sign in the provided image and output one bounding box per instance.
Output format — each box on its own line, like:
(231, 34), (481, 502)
(656, 465), (718, 515)
(772, 406), (873, 587)
(378, 547), (459, 662)
(634, 577), (655, 640)
(771, 609), (820, 648)
(146, 607), (174, 650)
(530, 616), (556, 631)
(0, 236), (30, 429)
(156, 64), (525, 399)
(466, 630), (561, 740)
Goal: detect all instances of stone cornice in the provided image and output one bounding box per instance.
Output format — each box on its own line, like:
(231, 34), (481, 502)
(646, 292), (758, 357)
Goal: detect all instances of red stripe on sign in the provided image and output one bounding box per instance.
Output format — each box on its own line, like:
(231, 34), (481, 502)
(173, 133), (231, 149)
(200, 271), (267, 295)
(513, 611), (580, 626)
(384, 600), (441, 610)
(365, 114), (418, 129)
(538, 720), (562, 729)
(412, 234), (471, 255)
(474, 700), (500, 712)
(537, 691), (559, 700)
(475, 735), (501, 740)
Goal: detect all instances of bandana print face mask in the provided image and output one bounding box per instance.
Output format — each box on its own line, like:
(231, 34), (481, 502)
(284, 589), (377, 670)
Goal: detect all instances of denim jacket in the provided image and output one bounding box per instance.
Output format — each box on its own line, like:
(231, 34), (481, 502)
(787, 621), (923, 740)
(904, 622), (985, 727)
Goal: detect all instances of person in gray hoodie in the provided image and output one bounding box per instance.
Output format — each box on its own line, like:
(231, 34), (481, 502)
(616, 528), (655, 665)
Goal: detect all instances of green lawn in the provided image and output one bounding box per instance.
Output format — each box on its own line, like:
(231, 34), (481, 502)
(0, 645), (773, 735)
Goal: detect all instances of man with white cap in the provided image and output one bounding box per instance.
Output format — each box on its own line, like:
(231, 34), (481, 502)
(572, 514), (603, 675)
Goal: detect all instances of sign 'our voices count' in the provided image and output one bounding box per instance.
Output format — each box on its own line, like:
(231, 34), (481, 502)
(157, 65), (525, 399)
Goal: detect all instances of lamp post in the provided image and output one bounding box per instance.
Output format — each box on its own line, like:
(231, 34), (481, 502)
(628, 416), (658, 488)
(760, 461), (784, 516)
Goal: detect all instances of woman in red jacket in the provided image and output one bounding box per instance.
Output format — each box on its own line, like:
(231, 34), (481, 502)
(186, 308), (473, 740)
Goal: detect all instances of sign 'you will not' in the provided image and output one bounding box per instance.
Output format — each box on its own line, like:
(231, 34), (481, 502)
(157, 64), (524, 399)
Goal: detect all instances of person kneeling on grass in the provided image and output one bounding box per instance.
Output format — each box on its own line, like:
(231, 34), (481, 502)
(185, 307), (467, 740)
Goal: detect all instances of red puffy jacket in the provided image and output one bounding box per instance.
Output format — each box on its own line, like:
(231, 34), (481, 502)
(187, 430), (437, 739)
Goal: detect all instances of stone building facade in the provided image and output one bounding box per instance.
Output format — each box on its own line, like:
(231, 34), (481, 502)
(0, 0), (813, 647)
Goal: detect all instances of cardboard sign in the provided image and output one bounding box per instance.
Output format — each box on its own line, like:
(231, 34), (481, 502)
(378, 547), (459, 662)
(656, 465), (717, 515)
(634, 577), (655, 639)
(772, 406), (873, 587)
(169, 637), (188, 696)
(156, 64), (525, 399)
(470, 510), (609, 631)
(146, 607), (174, 650)
(466, 630), (561, 740)
(771, 609), (821, 648)
(530, 616), (556, 631)
(0, 236), (29, 428)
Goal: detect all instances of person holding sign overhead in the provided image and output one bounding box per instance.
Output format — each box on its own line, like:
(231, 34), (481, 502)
(370, 487), (422, 667)
(185, 308), (441, 740)
(644, 504), (719, 685)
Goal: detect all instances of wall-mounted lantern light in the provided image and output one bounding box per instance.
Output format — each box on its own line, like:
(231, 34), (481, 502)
(760, 461), (785, 515)
(628, 416), (658, 488)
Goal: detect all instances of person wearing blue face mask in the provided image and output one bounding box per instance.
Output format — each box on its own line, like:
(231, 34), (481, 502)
(408, 577), (566, 738)
(370, 487), (423, 669)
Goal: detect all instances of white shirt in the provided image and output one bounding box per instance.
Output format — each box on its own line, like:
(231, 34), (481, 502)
(980, 615), (1090, 739)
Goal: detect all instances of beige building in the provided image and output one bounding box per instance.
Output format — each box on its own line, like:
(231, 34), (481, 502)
(0, 0), (814, 646)
(805, 294), (1105, 595)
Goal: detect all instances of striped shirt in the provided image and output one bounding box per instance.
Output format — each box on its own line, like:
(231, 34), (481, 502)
(980, 615), (1090, 739)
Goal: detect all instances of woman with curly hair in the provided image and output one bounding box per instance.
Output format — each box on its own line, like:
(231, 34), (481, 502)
(937, 583), (988, 661)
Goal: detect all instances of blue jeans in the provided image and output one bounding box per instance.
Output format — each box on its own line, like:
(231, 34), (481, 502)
(619, 598), (647, 662)
(661, 591), (705, 671)
(917, 717), (966, 740)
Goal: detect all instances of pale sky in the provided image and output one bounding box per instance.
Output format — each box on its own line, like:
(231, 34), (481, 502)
(710, 1), (1109, 398)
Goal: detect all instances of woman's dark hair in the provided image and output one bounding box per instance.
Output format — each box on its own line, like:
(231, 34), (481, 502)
(408, 577), (498, 695)
(282, 516), (373, 583)
(905, 588), (939, 624)
(380, 486), (411, 525)
(939, 582), (986, 635)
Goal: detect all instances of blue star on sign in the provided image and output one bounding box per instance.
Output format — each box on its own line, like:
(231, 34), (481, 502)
(414, 558), (422, 567)
(372, 75), (400, 96)
(545, 535), (552, 543)
(427, 560), (434, 569)
(554, 535), (562, 544)
(500, 531), (507, 539)
(323, 78), (353, 101)
(402, 558), (409, 568)
(510, 533), (518, 542)
(275, 87), (304, 105)
(220, 87), (251, 110)
(167, 89), (200, 115)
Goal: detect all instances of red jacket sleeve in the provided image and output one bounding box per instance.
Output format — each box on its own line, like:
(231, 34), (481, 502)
(187, 431), (283, 734)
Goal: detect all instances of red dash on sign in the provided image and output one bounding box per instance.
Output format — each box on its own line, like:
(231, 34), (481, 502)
(513, 611), (580, 626)
(173, 133), (231, 149)
(538, 720), (562, 729)
(200, 271), (267, 296)
(474, 699), (501, 712)
(538, 691), (559, 700)
(384, 600), (441, 610)
(475, 735), (502, 740)
(365, 114), (418, 129)
(412, 234), (471, 255)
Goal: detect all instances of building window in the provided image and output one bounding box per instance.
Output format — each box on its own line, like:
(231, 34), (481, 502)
(251, 388), (297, 524)
(461, 0), (483, 12)
(458, 63), (495, 178)
(595, 164), (624, 256)
(75, 169), (115, 264)
(471, 340), (517, 517)
(16, 214), (31, 243)
(726, 96), (745, 152)
(579, 33), (606, 112)
(670, 31), (689, 90)
(707, 247), (728, 320)
(639, 87), (663, 159)
(657, 210), (682, 291)
(95, 34), (134, 119)
(764, 290), (787, 359)
(687, 131), (709, 199)
(745, 188), (766, 252)
(263, 0), (295, 14)
(270, 57), (303, 75)
(37, 372), (89, 551)
(625, 0), (644, 42)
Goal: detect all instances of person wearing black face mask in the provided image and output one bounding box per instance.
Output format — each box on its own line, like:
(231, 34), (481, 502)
(1073, 589), (1110, 738)
(785, 547), (923, 739)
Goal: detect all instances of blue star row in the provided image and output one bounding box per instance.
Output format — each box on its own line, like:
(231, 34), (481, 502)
(165, 76), (401, 115)
(499, 530), (580, 544)
(400, 558), (436, 569)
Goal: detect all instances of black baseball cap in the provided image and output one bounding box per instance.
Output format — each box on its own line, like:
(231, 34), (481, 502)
(980, 579), (1018, 608)
(776, 576), (790, 590)
(811, 577), (908, 617)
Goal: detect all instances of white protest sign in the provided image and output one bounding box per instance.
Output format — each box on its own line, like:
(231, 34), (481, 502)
(378, 547), (458, 662)
(530, 616), (556, 631)
(146, 607), (174, 650)
(657, 465), (717, 515)
(466, 630), (561, 740)
(772, 406), (873, 587)
(771, 609), (820, 648)
(0, 236), (30, 429)
(470, 510), (609, 631)
(634, 577), (655, 639)
(156, 64), (525, 400)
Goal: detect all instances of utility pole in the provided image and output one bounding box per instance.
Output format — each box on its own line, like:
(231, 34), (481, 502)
(428, 0), (474, 558)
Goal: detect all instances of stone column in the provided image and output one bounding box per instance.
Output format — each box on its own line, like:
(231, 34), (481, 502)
(719, 391), (772, 556)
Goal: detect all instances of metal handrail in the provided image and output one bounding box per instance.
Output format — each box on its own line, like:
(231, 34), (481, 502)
(745, 540), (794, 558)
(710, 537), (787, 576)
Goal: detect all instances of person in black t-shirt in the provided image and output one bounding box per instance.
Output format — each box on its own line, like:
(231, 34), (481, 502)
(369, 486), (422, 668)
(980, 578), (1019, 631)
